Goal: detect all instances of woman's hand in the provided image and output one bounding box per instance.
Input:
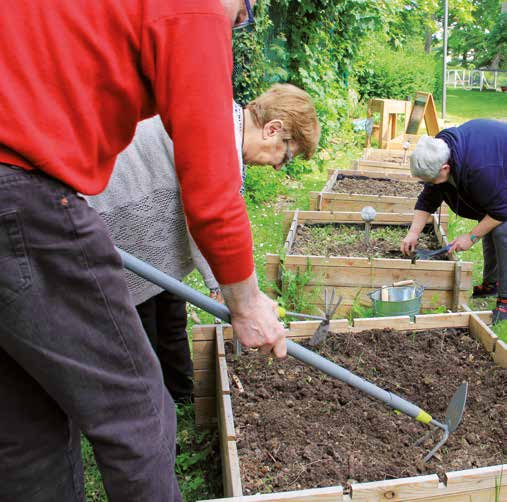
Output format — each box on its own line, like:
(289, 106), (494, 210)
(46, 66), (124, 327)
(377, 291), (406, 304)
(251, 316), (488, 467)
(400, 231), (419, 255)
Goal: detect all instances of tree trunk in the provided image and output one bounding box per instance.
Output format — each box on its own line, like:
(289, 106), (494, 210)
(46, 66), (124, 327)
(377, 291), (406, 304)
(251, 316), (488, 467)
(424, 29), (432, 53)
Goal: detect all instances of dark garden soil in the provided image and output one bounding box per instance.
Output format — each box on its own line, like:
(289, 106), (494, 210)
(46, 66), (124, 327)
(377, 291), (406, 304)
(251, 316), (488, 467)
(291, 223), (444, 259)
(332, 175), (424, 198)
(227, 328), (507, 495)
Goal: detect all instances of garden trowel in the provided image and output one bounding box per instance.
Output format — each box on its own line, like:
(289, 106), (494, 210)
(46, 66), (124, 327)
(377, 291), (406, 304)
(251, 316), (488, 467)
(117, 247), (468, 462)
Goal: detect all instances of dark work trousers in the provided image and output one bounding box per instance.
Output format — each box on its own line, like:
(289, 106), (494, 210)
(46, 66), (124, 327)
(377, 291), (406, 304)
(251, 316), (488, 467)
(136, 291), (194, 401)
(0, 165), (182, 502)
(482, 220), (507, 298)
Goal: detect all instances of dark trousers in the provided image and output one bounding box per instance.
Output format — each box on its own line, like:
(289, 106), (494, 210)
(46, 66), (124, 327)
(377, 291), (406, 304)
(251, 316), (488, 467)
(0, 165), (182, 501)
(482, 220), (507, 297)
(136, 291), (194, 401)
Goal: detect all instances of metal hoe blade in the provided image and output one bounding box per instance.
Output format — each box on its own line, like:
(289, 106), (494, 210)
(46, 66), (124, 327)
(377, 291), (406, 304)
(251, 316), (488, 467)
(414, 382), (468, 462)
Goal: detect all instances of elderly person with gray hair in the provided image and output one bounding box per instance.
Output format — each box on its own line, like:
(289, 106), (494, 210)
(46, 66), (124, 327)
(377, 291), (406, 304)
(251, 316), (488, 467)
(400, 119), (507, 323)
(88, 84), (320, 402)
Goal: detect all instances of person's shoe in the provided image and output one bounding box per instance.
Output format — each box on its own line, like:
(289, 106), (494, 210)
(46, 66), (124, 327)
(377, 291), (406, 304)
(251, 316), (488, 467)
(492, 298), (507, 324)
(472, 281), (498, 298)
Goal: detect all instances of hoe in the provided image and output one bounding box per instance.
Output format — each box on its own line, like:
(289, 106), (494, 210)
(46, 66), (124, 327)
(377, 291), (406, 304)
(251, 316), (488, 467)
(117, 247), (468, 462)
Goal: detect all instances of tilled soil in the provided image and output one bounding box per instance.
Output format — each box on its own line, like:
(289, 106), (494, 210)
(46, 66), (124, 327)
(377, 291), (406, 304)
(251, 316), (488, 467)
(228, 328), (506, 495)
(291, 223), (444, 259)
(332, 175), (424, 198)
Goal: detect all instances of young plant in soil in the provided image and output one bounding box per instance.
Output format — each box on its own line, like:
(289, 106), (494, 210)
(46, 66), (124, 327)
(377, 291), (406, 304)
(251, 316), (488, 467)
(228, 328), (506, 495)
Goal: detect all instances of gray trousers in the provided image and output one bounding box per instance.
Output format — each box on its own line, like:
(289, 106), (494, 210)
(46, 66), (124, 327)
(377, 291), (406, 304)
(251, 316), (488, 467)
(482, 220), (507, 298)
(0, 165), (181, 501)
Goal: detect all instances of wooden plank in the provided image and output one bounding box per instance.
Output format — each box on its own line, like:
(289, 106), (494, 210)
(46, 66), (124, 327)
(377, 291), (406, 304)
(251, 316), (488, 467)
(414, 312), (471, 329)
(352, 316), (412, 330)
(199, 485), (343, 502)
(469, 312), (498, 353)
(278, 255), (472, 273)
(217, 358), (230, 395)
(309, 192), (319, 210)
(452, 261), (462, 311)
(280, 264), (469, 290)
(290, 210), (441, 226)
(284, 209), (300, 254)
(218, 385), (235, 440)
(316, 192), (414, 204)
(445, 464), (507, 491)
(221, 440), (243, 498)
(192, 324), (218, 341)
(493, 339), (507, 368)
(216, 327), (226, 356)
(193, 341), (216, 371)
(195, 396), (217, 427)
(194, 368), (215, 397)
(319, 199), (417, 214)
(350, 474), (440, 502)
(288, 319), (350, 337)
(289, 210), (412, 223)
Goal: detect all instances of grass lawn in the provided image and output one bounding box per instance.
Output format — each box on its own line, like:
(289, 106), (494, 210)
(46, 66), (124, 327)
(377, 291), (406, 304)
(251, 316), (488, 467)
(83, 88), (506, 500)
(438, 88), (507, 125)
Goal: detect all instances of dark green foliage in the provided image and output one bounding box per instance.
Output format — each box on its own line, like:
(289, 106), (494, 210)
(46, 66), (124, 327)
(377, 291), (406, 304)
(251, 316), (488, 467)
(233, 0), (382, 150)
(243, 165), (287, 203)
(352, 38), (439, 101)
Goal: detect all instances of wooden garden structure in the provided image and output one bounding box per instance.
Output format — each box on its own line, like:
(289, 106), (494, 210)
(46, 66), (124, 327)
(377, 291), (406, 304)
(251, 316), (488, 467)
(350, 148), (411, 175)
(264, 211), (470, 316)
(192, 313), (507, 501)
(365, 98), (412, 148)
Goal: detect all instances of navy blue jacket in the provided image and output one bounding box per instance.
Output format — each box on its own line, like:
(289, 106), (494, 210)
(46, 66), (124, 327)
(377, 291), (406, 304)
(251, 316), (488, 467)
(415, 119), (507, 221)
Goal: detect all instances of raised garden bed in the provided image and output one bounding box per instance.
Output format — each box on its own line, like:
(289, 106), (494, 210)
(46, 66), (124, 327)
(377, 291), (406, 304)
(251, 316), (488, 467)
(194, 312), (507, 501)
(309, 170), (448, 229)
(265, 211), (472, 316)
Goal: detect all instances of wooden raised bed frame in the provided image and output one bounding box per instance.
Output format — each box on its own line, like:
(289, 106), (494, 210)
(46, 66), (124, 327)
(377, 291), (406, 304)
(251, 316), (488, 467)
(349, 148), (411, 175)
(265, 211), (471, 316)
(309, 169), (448, 229)
(193, 312), (507, 501)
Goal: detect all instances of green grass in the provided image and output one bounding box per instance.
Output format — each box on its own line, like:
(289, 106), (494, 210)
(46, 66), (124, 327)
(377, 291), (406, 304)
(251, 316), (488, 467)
(437, 88), (507, 125)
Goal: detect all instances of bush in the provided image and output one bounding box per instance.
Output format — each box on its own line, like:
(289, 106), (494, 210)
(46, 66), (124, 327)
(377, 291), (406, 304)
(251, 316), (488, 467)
(352, 38), (439, 101)
(243, 166), (287, 203)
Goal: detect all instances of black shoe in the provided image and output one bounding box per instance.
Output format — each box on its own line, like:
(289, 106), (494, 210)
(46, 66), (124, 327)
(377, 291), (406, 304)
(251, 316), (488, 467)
(473, 281), (498, 298)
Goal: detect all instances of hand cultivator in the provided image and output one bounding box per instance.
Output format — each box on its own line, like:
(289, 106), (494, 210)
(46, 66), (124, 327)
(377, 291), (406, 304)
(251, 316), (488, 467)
(117, 247), (468, 462)
(278, 288), (342, 346)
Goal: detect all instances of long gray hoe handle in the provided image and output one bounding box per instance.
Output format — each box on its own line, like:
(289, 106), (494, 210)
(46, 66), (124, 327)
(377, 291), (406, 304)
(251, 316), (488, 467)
(117, 247), (433, 425)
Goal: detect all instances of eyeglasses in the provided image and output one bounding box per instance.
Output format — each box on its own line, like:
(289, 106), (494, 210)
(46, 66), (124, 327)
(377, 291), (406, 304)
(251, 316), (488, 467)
(233, 0), (255, 31)
(281, 139), (294, 167)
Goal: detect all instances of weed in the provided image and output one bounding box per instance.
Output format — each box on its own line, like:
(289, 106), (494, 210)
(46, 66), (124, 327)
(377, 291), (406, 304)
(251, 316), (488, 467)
(348, 290), (374, 322)
(494, 464), (504, 502)
(175, 404), (221, 501)
(274, 258), (320, 317)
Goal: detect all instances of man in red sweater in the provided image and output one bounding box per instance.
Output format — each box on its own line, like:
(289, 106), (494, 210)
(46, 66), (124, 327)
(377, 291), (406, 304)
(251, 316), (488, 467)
(0, 0), (286, 500)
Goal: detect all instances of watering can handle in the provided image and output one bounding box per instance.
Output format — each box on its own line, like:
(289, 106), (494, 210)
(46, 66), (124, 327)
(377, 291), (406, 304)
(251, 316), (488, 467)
(393, 279), (415, 287)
